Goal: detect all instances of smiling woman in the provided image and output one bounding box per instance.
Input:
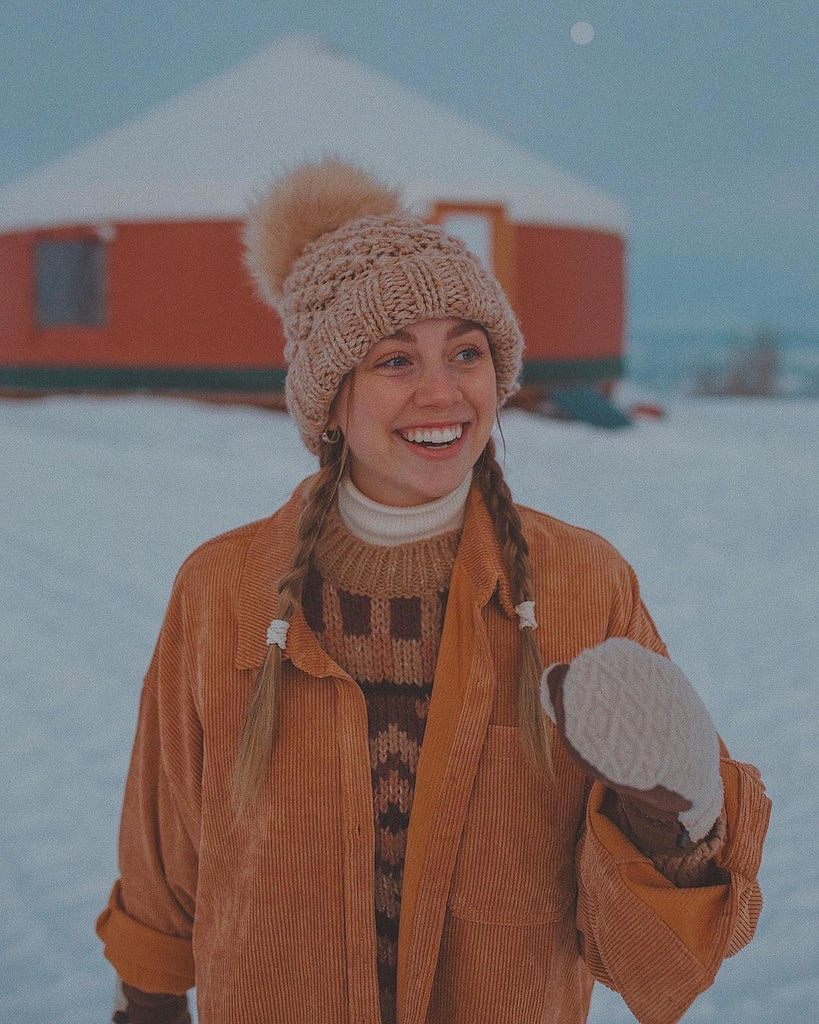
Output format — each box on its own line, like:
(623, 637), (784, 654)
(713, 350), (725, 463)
(96, 158), (770, 1024)
(329, 318), (498, 506)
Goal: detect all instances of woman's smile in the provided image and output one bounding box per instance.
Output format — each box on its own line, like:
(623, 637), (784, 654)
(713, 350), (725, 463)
(329, 317), (498, 507)
(396, 422), (465, 447)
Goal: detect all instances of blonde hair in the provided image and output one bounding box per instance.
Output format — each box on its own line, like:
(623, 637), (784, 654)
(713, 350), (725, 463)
(233, 433), (347, 814)
(473, 437), (553, 778)
(233, 435), (551, 811)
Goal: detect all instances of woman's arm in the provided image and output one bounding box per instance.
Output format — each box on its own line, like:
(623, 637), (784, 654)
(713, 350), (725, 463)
(97, 573), (202, 999)
(549, 568), (771, 1024)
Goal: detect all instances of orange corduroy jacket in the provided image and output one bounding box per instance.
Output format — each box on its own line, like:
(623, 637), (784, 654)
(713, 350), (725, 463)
(97, 483), (771, 1024)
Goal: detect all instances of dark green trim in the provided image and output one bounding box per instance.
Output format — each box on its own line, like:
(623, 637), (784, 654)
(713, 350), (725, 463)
(520, 357), (624, 384)
(0, 364), (287, 393)
(0, 356), (623, 395)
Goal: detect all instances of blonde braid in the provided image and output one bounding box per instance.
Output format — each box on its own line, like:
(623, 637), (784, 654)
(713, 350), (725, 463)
(233, 437), (347, 812)
(475, 438), (553, 777)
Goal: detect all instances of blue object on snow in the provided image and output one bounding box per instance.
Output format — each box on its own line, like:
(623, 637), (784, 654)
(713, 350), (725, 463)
(550, 386), (632, 429)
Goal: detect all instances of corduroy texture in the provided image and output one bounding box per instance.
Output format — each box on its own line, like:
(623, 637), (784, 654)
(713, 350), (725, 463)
(311, 507), (459, 1023)
(244, 159), (524, 454)
(97, 485), (771, 1024)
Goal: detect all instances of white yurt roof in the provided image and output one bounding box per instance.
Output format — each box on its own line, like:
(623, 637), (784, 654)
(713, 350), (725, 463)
(0, 36), (627, 233)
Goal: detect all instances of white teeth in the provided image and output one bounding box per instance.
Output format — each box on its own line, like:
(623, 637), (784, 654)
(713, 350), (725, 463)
(400, 425), (463, 445)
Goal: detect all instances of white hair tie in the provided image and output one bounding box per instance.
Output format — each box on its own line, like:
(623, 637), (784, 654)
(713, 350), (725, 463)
(266, 619), (290, 650)
(515, 601), (537, 631)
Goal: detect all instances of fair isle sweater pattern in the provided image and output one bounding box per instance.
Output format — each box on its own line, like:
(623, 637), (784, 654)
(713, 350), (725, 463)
(309, 508), (460, 1024)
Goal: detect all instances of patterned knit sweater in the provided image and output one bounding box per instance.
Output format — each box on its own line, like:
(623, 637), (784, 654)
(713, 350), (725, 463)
(308, 503), (460, 1024)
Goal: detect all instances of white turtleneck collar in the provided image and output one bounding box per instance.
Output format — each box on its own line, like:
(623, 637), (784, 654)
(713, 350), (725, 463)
(337, 474), (471, 547)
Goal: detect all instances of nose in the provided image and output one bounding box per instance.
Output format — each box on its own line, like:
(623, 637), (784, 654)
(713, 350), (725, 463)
(414, 361), (460, 408)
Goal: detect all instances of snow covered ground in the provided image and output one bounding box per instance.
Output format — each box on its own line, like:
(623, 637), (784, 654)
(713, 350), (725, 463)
(1, 393), (817, 1023)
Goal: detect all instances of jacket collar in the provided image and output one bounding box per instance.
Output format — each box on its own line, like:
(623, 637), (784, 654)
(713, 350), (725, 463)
(234, 483), (341, 678)
(456, 483), (516, 616)
(234, 479), (515, 673)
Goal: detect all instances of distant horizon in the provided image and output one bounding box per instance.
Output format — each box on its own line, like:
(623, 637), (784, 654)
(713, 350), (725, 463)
(627, 318), (819, 336)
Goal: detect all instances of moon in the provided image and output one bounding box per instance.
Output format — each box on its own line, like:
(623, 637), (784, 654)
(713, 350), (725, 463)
(570, 22), (595, 45)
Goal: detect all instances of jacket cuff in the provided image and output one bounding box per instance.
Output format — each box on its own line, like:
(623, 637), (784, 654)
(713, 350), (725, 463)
(578, 757), (770, 1024)
(585, 755), (769, 967)
(96, 881), (195, 995)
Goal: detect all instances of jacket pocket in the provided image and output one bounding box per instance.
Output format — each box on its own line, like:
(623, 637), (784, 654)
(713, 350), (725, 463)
(448, 725), (582, 925)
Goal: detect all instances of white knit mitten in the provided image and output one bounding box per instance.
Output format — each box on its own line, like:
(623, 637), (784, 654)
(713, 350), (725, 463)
(541, 638), (723, 842)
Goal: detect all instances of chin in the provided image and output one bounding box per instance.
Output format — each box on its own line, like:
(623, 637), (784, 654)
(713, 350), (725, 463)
(409, 472), (467, 505)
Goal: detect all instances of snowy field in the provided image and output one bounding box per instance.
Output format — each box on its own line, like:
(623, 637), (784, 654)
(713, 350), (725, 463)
(1, 393), (817, 1023)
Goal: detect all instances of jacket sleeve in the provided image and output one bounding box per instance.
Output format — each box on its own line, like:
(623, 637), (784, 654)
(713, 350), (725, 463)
(574, 563), (772, 1024)
(96, 573), (202, 995)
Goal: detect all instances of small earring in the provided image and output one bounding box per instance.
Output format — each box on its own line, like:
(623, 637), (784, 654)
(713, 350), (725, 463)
(321, 426), (342, 445)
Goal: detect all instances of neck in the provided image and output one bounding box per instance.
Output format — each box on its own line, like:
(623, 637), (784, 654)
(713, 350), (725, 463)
(338, 474), (471, 547)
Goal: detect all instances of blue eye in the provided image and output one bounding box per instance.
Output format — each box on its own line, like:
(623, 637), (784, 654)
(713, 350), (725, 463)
(377, 354), (411, 369)
(455, 345), (484, 362)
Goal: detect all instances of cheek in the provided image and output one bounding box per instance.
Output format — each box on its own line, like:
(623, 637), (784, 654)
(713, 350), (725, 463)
(345, 424), (377, 464)
(477, 371), (499, 419)
(341, 391), (393, 462)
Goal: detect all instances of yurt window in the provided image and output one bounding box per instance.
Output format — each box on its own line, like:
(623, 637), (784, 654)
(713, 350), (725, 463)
(430, 202), (513, 302)
(35, 238), (107, 328)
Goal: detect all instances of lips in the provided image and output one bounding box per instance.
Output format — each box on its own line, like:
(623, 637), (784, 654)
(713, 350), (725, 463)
(397, 424), (464, 448)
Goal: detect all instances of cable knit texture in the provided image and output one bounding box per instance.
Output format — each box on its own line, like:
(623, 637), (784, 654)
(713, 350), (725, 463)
(243, 158), (524, 454)
(541, 638), (724, 842)
(311, 505), (459, 1023)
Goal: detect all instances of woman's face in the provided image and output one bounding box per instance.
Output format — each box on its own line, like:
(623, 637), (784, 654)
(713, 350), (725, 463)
(330, 317), (498, 507)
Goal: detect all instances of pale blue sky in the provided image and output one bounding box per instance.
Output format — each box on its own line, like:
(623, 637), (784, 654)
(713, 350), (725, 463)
(1, 0), (816, 330)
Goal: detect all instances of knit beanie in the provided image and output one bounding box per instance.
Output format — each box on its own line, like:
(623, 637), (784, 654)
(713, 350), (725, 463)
(243, 157), (524, 454)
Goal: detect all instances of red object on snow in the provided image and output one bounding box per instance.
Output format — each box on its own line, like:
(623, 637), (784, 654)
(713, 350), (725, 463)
(628, 402), (666, 420)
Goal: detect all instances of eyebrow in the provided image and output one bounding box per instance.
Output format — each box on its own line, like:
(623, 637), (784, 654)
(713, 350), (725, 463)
(383, 321), (485, 343)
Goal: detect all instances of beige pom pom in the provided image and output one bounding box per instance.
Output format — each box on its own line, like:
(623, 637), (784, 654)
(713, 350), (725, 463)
(243, 156), (401, 307)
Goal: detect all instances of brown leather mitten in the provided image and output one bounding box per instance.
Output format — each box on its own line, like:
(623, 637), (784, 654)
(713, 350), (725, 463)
(112, 979), (191, 1024)
(605, 788), (728, 886)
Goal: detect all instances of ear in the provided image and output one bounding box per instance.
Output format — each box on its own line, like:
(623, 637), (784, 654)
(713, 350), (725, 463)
(320, 425), (343, 445)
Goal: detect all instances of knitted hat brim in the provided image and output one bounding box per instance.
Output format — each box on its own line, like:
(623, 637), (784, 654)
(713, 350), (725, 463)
(285, 251), (523, 454)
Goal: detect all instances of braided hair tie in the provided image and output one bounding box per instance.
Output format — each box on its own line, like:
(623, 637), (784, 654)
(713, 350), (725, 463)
(514, 601), (537, 631)
(266, 619), (290, 650)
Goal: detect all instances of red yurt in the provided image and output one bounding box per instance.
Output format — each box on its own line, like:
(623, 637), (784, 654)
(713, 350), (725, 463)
(0, 37), (627, 406)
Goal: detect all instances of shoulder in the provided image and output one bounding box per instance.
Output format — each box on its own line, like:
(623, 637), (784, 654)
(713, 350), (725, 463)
(175, 517), (267, 584)
(516, 503), (630, 571)
(172, 485), (305, 595)
(514, 504), (661, 651)
(515, 504), (641, 607)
